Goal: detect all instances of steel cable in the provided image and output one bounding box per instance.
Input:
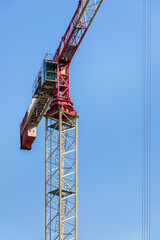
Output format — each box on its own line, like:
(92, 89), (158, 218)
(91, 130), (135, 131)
(142, 0), (151, 240)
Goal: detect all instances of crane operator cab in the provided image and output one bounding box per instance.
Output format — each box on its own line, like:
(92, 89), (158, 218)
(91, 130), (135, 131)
(32, 56), (58, 97)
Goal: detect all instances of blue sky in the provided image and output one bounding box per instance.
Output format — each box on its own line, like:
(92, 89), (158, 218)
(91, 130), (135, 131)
(0, 0), (160, 239)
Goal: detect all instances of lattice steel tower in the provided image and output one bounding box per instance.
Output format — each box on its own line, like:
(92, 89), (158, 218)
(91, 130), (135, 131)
(45, 111), (78, 239)
(20, 1), (103, 240)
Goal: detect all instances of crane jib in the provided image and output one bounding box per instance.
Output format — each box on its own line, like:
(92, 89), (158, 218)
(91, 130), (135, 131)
(54, 0), (103, 62)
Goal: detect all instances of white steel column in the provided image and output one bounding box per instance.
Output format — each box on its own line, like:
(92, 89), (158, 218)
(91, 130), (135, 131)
(45, 117), (49, 240)
(75, 117), (78, 239)
(45, 110), (78, 240)
(59, 110), (63, 240)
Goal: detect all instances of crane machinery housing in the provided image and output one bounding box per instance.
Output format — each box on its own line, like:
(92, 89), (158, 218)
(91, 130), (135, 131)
(20, 1), (103, 239)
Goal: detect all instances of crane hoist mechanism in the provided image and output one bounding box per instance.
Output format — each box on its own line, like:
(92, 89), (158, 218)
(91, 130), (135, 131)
(20, 0), (103, 240)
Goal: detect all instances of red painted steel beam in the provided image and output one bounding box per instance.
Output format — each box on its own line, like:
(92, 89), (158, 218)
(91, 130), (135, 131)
(54, 0), (87, 63)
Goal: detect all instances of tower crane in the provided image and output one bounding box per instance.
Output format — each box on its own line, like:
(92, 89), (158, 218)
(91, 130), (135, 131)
(20, 1), (103, 239)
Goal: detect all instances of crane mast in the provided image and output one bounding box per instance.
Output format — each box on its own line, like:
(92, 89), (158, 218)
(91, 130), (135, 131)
(20, 1), (103, 239)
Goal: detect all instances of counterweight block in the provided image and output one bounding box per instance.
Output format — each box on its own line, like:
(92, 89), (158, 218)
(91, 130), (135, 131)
(20, 57), (58, 150)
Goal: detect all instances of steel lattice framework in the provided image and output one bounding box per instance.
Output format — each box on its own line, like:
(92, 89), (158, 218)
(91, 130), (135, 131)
(45, 110), (78, 240)
(20, 1), (103, 239)
(49, 0), (103, 114)
(20, 0), (103, 149)
(54, 0), (103, 62)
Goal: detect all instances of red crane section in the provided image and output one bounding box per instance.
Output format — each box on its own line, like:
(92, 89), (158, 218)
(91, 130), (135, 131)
(46, 0), (103, 117)
(20, 0), (103, 150)
(54, 0), (103, 62)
